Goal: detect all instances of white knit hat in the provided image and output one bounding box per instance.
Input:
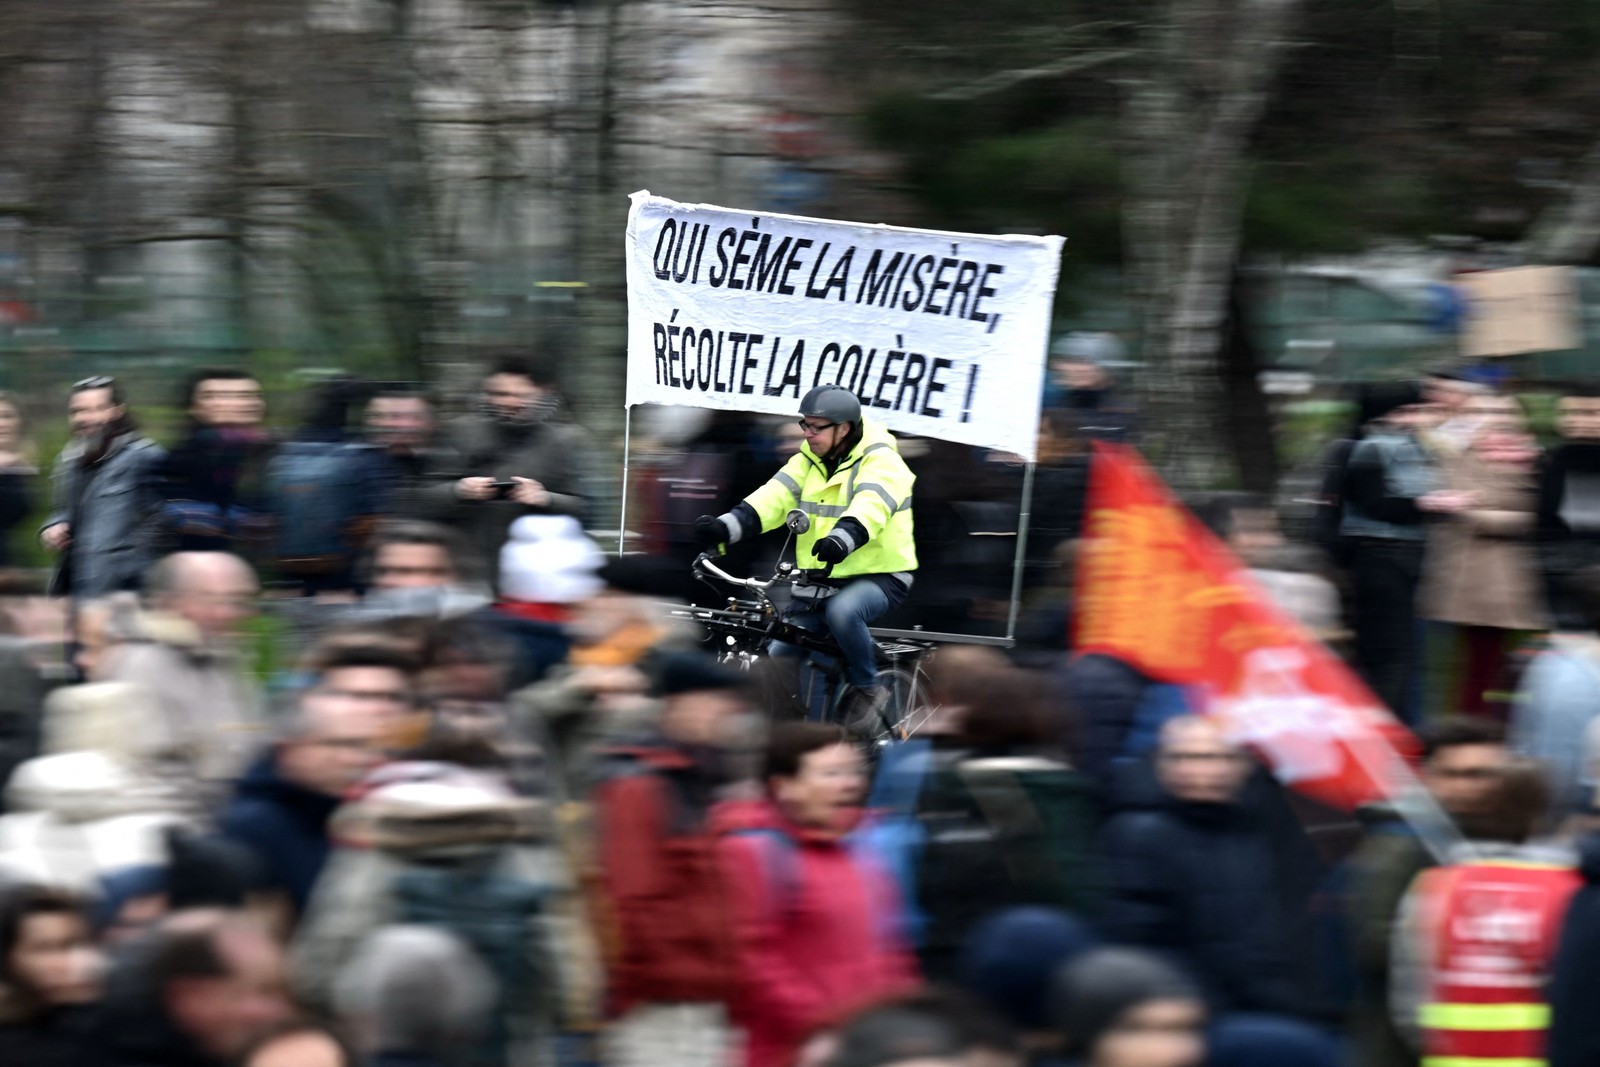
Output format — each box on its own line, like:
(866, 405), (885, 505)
(498, 515), (604, 603)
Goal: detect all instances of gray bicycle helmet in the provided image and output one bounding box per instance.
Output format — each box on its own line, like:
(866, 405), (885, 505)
(800, 384), (861, 425)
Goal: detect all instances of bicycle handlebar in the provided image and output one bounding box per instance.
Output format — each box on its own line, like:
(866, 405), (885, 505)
(693, 552), (833, 590)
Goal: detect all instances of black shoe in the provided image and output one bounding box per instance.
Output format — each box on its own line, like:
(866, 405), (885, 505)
(840, 684), (891, 739)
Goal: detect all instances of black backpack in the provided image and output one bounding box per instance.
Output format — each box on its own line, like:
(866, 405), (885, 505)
(393, 850), (550, 1067)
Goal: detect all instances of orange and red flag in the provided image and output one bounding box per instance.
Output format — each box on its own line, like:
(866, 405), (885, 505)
(1074, 442), (1420, 810)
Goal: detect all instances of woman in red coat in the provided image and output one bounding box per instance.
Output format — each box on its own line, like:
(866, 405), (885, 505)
(714, 724), (920, 1067)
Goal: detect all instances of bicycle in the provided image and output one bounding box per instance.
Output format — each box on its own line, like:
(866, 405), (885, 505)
(668, 511), (938, 744)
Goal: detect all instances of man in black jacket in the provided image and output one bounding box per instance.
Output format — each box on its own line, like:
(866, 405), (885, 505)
(1100, 714), (1309, 1019)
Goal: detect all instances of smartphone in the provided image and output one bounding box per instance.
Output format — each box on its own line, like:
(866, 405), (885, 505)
(489, 480), (518, 500)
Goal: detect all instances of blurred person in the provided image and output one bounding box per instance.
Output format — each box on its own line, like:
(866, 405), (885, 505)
(713, 722), (919, 1067)
(93, 909), (292, 1067)
(348, 520), (490, 623)
(1340, 382), (1458, 721)
(1099, 715), (1308, 1018)
(480, 514), (604, 689)
(420, 354), (590, 590)
(333, 925), (498, 1067)
(100, 552), (266, 804)
(697, 384), (917, 728)
(364, 386), (442, 515)
(220, 643), (417, 919)
(955, 908), (1102, 1062)
(877, 649), (1095, 981)
(159, 367), (275, 554)
(1419, 413), (1545, 719)
(1536, 382), (1600, 631)
(592, 652), (754, 1067)
(1514, 570), (1600, 821)
(1195, 493), (1343, 643)
(40, 375), (166, 599)
(238, 1021), (357, 1067)
(0, 391), (37, 570)
(1345, 716), (1510, 1067)
(263, 376), (386, 595)
(509, 554), (686, 806)
(811, 987), (1021, 1067)
(1391, 759), (1577, 1067)
(1046, 947), (1206, 1067)
(1043, 336), (1137, 443)
(0, 747), (191, 891)
(1419, 369), (1488, 457)
(291, 757), (580, 1067)
(0, 884), (106, 1066)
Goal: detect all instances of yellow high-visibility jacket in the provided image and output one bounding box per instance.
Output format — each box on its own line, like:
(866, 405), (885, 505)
(730, 419), (916, 578)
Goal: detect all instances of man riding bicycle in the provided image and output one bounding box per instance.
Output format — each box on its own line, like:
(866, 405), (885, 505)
(696, 385), (917, 725)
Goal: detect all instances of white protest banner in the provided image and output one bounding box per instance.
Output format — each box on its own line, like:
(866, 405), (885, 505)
(624, 191), (1065, 460)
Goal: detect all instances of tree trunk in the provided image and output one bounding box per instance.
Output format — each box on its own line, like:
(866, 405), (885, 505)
(1121, 0), (1302, 490)
(1221, 268), (1279, 495)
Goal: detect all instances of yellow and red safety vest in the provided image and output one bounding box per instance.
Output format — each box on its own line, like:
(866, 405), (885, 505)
(1413, 858), (1581, 1067)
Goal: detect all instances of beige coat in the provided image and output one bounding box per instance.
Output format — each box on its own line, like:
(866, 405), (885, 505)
(1420, 453), (1546, 630)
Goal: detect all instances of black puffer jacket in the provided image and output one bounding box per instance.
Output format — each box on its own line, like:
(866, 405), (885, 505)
(1099, 792), (1307, 1017)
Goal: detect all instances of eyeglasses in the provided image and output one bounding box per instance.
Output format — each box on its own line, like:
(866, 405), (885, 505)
(72, 375), (115, 391)
(796, 419), (837, 434)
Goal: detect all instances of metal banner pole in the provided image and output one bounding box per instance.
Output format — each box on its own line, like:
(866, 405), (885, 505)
(1005, 461), (1037, 642)
(617, 405), (633, 555)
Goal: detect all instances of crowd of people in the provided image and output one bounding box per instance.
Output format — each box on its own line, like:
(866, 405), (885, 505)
(2, 348), (1600, 1067)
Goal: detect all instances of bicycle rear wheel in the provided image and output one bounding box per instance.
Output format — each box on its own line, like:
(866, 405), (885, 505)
(862, 662), (931, 744)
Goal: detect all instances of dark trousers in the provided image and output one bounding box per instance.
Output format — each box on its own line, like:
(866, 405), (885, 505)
(1349, 539), (1425, 723)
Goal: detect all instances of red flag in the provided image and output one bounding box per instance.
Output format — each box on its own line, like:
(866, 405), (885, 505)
(1074, 442), (1420, 810)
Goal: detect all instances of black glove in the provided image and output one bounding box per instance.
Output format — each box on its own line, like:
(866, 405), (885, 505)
(694, 515), (727, 550)
(813, 533), (851, 565)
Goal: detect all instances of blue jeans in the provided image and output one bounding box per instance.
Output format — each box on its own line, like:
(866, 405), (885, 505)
(773, 576), (908, 691)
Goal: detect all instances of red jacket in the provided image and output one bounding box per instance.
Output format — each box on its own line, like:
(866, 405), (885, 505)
(594, 746), (738, 1013)
(713, 798), (920, 1067)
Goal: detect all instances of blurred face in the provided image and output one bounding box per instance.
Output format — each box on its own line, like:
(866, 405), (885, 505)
(244, 1031), (349, 1067)
(1060, 359), (1106, 390)
(285, 667), (412, 795)
(167, 560), (259, 642)
(659, 688), (747, 747)
(774, 743), (867, 831)
(1559, 397), (1600, 442)
(484, 373), (546, 420)
(372, 542), (455, 591)
(190, 377), (265, 427)
(166, 928), (291, 1061)
(1424, 742), (1507, 818)
(68, 386), (123, 438)
(1091, 998), (1206, 1067)
(799, 416), (849, 456)
(1474, 428), (1537, 469)
(9, 911), (101, 1007)
(366, 396), (432, 451)
(568, 591), (644, 646)
(1156, 720), (1251, 805)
